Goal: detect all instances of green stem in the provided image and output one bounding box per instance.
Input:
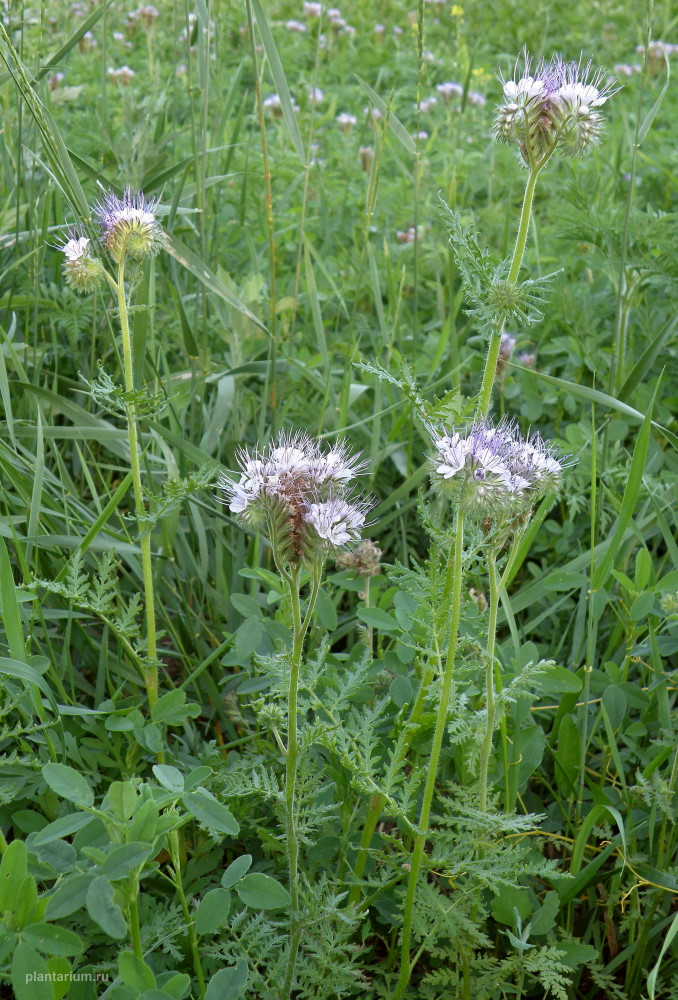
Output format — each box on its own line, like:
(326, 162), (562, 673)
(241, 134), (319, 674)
(129, 891), (143, 960)
(349, 663), (436, 908)
(281, 560), (321, 1000)
(116, 258), (158, 712)
(392, 507), (464, 1000)
(479, 551), (499, 813)
(168, 829), (206, 998)
(476, 165), (540, 419)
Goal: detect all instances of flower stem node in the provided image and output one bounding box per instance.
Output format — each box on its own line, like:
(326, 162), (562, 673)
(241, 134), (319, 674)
(93, 188), (168, 263)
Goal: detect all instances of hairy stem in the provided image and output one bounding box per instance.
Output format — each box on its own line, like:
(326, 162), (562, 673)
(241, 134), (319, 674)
(479, 550), (499, 812)
(349, 663), (436, 908)
(129, 891), (143, 960)
(281, 561), (321, 1000)
(168, 829), (206, 998)
(116, 258), (158, 712)
(476, 165), (540, 418)
(392, 507), (464, 1000)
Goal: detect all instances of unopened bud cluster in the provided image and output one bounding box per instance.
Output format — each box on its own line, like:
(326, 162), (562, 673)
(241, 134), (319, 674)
(56, 188), (167, 293)
(494, 53), (618, 163)
(219, 432), (373, 566)
(430, 418), (575, 518)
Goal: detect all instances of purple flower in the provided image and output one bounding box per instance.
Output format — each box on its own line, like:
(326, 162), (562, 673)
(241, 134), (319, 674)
(93, 188), (167, 262)
(494, 52), (619, 160)
(218, 432), (372, 563)
(430, 418), (575, 517)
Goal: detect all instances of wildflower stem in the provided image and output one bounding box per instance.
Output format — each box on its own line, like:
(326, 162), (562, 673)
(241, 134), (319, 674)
(348, 662), (436, 908)
(129, 892), (143, 960)
(476, 164), (540, 418)
(479, 550), (499, 812)
(281, 559), (322, 1000)
(168, 829), (206, 998)
(392, 506), (464, 1000)
(116, 258), (158, 712)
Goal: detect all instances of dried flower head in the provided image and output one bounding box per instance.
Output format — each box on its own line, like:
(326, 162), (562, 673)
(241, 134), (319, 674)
(218, 432), (372, 565)
(430, 417), (575, 518)
(55, 230), (104, 293)
(336, 539), (382, 577)
(494, 52), (618, 162)
(93, 188), (167, 263)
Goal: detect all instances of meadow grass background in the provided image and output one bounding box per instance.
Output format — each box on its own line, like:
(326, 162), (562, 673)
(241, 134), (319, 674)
(0, 0), (677, 998)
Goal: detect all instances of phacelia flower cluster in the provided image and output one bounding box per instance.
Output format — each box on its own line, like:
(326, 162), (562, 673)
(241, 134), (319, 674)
(55, 188), (167, 293)
(219, 432), (372, 564)
(55, 230), (105, 293)
(494, 53), (618, 162)
(93, 188), (168, 263)
(430, 418), (575, 518)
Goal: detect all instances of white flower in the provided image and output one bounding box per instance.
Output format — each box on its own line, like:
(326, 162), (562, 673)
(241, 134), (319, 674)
(436, 81), (463, 101)
(219, 432), (371, 560)
(336, 112), (357, 132)
(305, 499), (366, 546)
(61, 236), (90, 261)
(286, 19), (307, 32)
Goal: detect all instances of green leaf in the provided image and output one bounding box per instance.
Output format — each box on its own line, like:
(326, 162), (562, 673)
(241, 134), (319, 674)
(150, 689), (201, 726)
(14, 876), (37, 929)
(0, 839), (27, 910)
(221, 854), (252, 889)
(33, 812), (93, 847)
(555, 714), (580, 799)
(389, 675), (412, 709)
(22, 923), (84, 957)
(591, 390), (653, 591)
(11, 942), (53, 1000)
(86, 876), (127, 939)
(42, 763), (94, 808)
(166, 234), (267, 333)
(100, 843), (152, 881)
(647, 913), (678, 1000)
(195, 888), (232, 935)
(205, 960), (248, 1000)
(157, 972), (191, 999)
(638, 53), (671, 144)
(355, 76), (417, 154)
(45, 874), (93, 920)
(530, 891), (560, 935)
(356, 607), (399, 632)
(236, 872), (292, 910)
(630, 591), (655, 621)
(235, 616), (264, 659)
(108, 781), (138, 823)
(119, 951), (156, 992)
(182, 790), (239, 837)
(251, 0), (305, 163)
(152, 764), (185, 794)
(538, 664), (583, 695)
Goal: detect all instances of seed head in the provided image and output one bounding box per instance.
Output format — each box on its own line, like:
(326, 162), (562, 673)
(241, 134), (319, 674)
(93, 187), (167, 263)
